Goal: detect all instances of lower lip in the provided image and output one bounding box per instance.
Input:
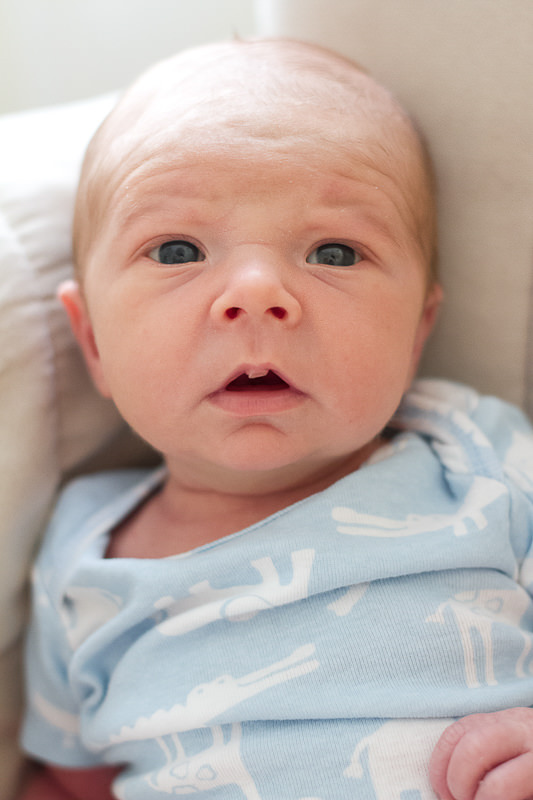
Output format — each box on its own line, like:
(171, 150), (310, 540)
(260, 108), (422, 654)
(209, 387), (306, 416)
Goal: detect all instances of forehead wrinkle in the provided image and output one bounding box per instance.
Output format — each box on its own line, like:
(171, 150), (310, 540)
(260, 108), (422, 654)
(321, 149), (428, 248)
(109, 160), (223, 215)
(102, 111), (415, 202)
(100, 132), (425, 258)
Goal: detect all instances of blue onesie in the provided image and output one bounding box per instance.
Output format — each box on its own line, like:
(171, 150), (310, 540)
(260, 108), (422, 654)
(22, 380), (533, 800)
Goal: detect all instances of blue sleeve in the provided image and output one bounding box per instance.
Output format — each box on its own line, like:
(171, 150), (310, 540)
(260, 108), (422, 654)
(472, 395), (533, 589)
(21, 487), (102, 767)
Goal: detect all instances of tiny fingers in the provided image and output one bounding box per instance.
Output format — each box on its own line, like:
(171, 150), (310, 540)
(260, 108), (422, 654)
(448, 721), (533, 799)
(430, 719), (468, 799)
(430, 712), (533, 800)
(474, 751), (533, 800)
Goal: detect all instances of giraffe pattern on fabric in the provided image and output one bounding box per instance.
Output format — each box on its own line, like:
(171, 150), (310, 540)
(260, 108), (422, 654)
(22, 380), (533, 799)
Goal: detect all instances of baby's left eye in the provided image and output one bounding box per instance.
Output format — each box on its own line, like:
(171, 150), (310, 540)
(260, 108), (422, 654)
(148, 240), (205, 264)
(306, 243), (361, 267)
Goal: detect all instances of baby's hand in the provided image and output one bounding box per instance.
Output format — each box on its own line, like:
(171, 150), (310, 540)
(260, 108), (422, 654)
(429, 708), (533, 800)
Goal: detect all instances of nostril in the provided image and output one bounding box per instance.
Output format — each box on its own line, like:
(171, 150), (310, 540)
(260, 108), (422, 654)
(224, 306), (287, 320)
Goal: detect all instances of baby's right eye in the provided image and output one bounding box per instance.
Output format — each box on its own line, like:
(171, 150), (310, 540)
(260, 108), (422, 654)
(148, 240), (205, 264)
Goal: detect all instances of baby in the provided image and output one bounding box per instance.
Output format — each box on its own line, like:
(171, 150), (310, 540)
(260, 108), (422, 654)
(20, 38), (533, 800)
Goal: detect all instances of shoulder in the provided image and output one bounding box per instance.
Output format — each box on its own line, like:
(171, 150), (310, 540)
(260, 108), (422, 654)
(399, 379), (533, 486)
(55, 468), (156, 515)
(407, 378), (531, 439)
(37, 466), (166, 567)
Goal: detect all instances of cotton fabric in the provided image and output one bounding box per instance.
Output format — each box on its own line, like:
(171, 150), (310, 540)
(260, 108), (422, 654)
(22, 380), (533, 799)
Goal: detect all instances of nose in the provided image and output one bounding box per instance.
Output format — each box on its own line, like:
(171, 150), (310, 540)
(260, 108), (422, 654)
(210, 258), (303, 326)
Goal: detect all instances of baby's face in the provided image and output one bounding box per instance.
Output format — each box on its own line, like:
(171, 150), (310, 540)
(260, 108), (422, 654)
(66, 44), (441, 496)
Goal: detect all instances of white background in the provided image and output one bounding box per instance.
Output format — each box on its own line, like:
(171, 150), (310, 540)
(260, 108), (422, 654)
(0, 0), (263, 113)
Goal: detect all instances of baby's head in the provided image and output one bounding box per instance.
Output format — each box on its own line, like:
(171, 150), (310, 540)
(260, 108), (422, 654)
(64, 39), (442, 495)
(73, 38), (437, 284)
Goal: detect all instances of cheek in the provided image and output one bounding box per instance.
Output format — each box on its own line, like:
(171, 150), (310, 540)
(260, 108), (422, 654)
(322, 301), (422, 414)
(89, 289), (207, 424)
(92, 285), (185, 362)
(88, 306), (165, 409)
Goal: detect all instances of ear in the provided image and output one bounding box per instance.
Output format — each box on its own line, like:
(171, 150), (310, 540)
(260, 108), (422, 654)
(407, 282), (443, 384)
(58, 279), (112, 398)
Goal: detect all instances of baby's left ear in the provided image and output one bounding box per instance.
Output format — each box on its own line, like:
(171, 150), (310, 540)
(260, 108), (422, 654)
(58, 279), (112, 398)
(409, 282), (444, 379)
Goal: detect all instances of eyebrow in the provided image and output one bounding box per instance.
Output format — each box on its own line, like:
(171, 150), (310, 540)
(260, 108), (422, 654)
(112, 193), (212, 237)
(317, 183), (417, 250)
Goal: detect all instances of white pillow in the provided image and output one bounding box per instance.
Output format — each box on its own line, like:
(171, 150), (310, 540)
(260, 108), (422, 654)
(0, 94), (156, 797)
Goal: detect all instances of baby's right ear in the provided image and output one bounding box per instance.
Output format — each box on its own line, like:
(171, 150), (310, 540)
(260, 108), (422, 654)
(58, 280), (112, 398)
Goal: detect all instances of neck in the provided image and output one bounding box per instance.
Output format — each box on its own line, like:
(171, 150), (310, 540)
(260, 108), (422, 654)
(160, 437), (384, 540)
(108, 437), (386, 559)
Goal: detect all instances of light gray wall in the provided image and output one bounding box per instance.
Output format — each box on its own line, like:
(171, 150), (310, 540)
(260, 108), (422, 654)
(1, 0), (257, 113)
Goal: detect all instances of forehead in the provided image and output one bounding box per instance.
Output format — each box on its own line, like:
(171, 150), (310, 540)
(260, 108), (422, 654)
(99, 113), (421, 254)
(110, 150), (404, 239)
(92, 39), (416, 187)
(77, 41), (433, 269)
(98, 94), (414, 211)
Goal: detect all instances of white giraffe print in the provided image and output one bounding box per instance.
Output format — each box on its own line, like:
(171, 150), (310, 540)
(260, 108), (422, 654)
(344, 719), (452, 799)
(327, 584), (370, 617)
(143, 724), (260, 798)
(426, 588), (533, 688)
(503, 430), (533, 494)
(113, 725), (325, 799)
(154, 549), (315, 636)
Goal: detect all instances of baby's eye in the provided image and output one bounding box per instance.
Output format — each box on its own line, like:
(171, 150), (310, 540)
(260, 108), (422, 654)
(149, 240), (205, 264)
(306, 243), (361, 267)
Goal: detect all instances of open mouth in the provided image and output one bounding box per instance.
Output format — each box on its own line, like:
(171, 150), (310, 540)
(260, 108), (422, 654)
(225, 370), (290, 392)
(210, 366), (303, 415)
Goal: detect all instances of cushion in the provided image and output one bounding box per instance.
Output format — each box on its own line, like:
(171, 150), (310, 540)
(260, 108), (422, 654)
(0, 94), (156, 796)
